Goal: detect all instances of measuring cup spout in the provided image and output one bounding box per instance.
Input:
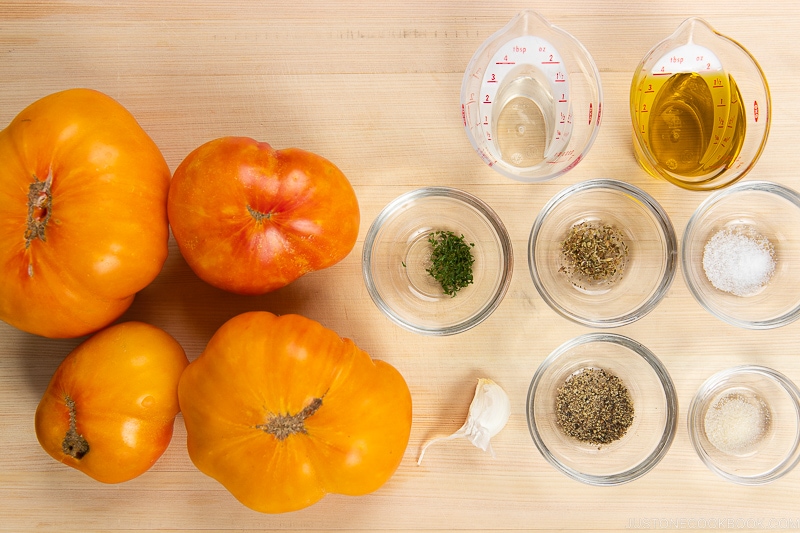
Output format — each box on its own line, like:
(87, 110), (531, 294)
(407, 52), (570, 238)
(512, 9), (555, 35)
(673, 17), (718, 46)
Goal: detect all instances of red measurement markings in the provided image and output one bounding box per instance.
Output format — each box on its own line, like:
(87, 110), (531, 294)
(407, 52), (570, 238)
(653, 72), (672, 76)
(542, 53), (559, 65)
(495, 61), (515, 65)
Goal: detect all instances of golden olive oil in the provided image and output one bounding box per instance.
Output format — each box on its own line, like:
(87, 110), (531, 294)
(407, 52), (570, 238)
(635, 72), (745, 179)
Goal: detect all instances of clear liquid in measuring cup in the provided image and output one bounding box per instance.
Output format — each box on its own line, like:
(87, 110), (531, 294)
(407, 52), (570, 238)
(475, 36), (572, 171)
(633, 45), (746, 180)
(492, 66), (555, 167)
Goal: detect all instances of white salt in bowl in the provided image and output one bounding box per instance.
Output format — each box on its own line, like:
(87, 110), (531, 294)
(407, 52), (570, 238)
(682, 181), (800, 329)
(688, 365), (800, 485)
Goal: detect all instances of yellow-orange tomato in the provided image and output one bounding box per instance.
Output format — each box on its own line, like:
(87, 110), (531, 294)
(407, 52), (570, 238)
(178, 312), (412, 513)
(35, 322), (188, 484)
(167, 137), (360, 295)
(0, 89), (171, 338)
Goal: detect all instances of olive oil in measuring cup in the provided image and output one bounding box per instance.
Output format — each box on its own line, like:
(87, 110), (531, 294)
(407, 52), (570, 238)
(461, 10), (602, 182)
(633, 47), (745, 181)
(630, 17), (771, 191)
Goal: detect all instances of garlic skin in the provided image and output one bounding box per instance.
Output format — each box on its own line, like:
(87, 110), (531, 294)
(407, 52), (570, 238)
(417, 378), (511, 465)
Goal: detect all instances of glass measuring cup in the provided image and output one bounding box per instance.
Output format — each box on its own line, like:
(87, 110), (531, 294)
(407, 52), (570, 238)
(461, 10), (603, 182)
(630, 18), (771, 191)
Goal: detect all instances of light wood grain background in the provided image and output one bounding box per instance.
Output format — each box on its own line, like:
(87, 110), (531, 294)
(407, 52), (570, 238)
(2, 1), (800, 531)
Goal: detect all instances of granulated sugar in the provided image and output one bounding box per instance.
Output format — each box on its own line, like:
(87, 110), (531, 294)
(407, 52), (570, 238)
(702, 226), (776, 297)
(704, 392), (771, 455)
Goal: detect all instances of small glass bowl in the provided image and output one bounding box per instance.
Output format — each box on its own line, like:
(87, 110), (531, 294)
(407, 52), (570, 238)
(528, 179), (677, 327)
(527, 333), (678, 485)
(688, 365), (800, 485)
(682, 181), (800, 329)
(362, 187), (512, 336)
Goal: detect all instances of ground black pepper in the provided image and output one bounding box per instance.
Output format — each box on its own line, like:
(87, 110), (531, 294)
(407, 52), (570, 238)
(555, 367), (634, 446)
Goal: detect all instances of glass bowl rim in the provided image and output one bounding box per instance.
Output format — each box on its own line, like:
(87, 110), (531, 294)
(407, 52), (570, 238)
(527, 178), (678, 328)
(680, 180), (800, 330)
(526, 332), (679, 486)
(362, 186), (513, 336)
(686, 364), (800, 485)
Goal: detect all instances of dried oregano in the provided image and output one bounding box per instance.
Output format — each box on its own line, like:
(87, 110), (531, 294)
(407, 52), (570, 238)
(560, 221), (628, 287)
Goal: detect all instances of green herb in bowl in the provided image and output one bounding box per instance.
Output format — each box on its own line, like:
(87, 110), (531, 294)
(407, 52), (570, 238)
(426, 230), (475, 297)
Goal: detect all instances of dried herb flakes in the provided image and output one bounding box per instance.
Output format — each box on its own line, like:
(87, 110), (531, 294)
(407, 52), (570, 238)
(560, 221), (628, 287)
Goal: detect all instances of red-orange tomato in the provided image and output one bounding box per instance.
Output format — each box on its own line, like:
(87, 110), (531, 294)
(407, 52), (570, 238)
(0, 89), (171, 338)
(167, 137), (360, 295)
(34, 321), (189, 484)
(178, 312), (412, 513)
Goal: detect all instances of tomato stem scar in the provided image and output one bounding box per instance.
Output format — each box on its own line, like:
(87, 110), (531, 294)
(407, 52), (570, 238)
(24, 171), (53, 248)
(246, 204), (272, 223)
(62, 395), (90, 459)
(257, 397), (322, 441)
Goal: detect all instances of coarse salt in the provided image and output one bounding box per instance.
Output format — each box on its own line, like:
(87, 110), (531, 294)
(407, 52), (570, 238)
(702, 226), (776, 297)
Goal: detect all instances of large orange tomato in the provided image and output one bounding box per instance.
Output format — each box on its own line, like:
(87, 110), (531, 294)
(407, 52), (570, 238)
(178, 311), (412, 513)
(0, 89), (171, 338)
(34, 321), (188, 484)
(167, 137), (360, 295)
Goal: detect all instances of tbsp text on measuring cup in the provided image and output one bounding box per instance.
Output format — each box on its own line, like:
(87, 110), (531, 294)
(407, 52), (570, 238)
(461, 10), (603, 183)
(630, 17), (771, 191)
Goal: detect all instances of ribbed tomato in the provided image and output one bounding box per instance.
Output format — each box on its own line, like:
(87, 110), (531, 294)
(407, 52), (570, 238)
(178, 311), (412, 513)
(0, 89), (171, 338)
(167, 137), (359, 295)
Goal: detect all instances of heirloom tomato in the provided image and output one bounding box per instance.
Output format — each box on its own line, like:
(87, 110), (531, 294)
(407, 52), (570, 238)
(35, 321), (188, 484)
(167, 137), (360, 295)
(178, 311), (412, 513)
(0, 89), (171, 338)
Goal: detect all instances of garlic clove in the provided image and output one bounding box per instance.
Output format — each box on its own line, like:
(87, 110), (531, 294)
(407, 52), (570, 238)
(417, 378), (511, 465)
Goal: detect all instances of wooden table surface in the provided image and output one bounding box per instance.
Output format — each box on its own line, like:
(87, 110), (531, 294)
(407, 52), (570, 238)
(3, 1), (800, 531)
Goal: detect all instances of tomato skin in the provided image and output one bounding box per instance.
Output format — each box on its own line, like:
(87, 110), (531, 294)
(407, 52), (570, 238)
(167, 137), (360, 295)
(34, 322), (188, 484)
(0, 89), (171, 338)
(178, 312), (412, 513)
